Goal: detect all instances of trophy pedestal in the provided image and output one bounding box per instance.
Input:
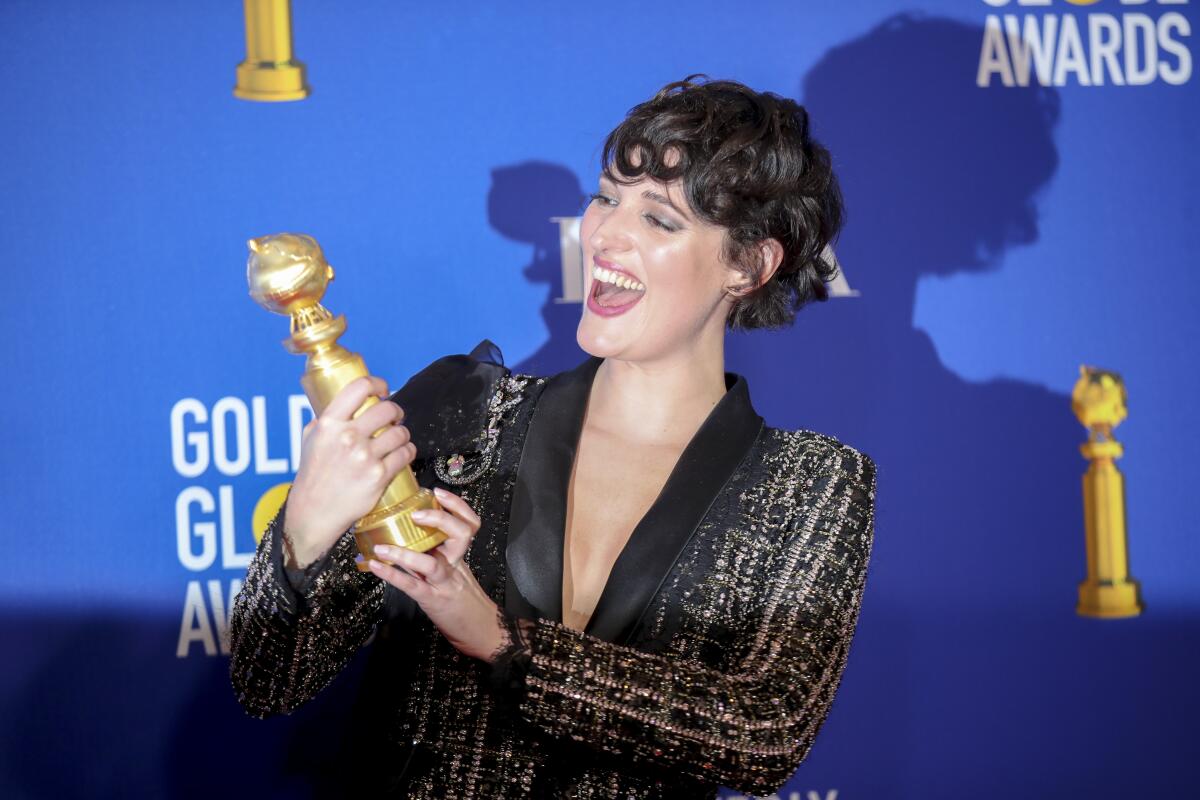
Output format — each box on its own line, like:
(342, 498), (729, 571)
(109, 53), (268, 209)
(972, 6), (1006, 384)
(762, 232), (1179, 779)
(1077, 579), (1143, 619)
(353, 488), (447, 571)
(234, 0), (310, 102)
(234, 61), (308, 102)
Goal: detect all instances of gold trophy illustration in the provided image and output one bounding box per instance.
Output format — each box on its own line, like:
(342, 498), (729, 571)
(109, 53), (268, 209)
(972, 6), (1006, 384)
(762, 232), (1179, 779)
(234, 0), (310, 102)
(247, 233), (445, 569)
(1071, 365), (1142, 618)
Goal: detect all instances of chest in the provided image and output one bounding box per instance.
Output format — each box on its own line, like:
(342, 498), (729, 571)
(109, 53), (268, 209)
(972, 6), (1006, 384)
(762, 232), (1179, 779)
(561, 426), (685, 631)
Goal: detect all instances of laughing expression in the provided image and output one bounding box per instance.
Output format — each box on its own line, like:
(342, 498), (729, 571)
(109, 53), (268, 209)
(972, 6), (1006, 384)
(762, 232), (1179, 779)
(576, 171), (737, 363)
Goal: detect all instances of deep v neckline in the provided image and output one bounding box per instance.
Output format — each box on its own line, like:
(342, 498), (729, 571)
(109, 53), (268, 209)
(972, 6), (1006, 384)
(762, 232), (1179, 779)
(559, 402), (692, 633)
(504, 354), (765, 644)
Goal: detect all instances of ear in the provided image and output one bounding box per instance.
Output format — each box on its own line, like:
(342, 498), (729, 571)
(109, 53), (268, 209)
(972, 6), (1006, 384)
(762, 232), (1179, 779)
(727, 238), (785, 297)
(756, 238), (785, 287)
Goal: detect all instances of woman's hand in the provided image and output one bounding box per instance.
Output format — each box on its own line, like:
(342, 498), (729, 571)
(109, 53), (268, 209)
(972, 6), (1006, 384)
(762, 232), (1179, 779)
(284, 376), (415, 568)
(367, 487), (505, 663)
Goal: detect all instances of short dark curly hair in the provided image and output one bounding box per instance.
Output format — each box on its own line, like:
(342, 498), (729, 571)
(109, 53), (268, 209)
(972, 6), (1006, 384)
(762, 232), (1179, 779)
(601, 75), (845, 331)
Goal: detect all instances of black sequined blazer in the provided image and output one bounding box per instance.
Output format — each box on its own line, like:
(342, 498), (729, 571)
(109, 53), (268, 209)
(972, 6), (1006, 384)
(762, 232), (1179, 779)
(229, 341), (877, 799)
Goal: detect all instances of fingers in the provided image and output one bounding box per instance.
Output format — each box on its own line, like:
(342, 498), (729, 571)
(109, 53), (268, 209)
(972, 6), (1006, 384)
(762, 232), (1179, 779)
(368, 423), (411, 460)
(373, 543), (438, 575)
(379, 442), (417, 480)
(364, 375), (390, 401)
(324, 376), (389, 422)
(411, 507), (475, 544)
(409, 508), (471, 566)
(367, 557), (423, 596)
(354, 399), (404, 438)
(414, 489), (481, 567)
(432, 487), (482, 532)
(370, 544), (454, 588)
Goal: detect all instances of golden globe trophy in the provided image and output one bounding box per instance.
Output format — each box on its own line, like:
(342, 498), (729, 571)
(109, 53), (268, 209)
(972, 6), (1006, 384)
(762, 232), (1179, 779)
(246, 233), (445, 570)
(1071, 365), (1142, 618)
(234, 0), (310, 102)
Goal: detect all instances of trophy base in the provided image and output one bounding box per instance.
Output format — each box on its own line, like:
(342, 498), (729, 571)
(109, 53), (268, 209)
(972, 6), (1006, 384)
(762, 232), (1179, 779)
(353, 488), (447, 571)
(1077, 579), (1143, 618)
(234, 61), (310, 102)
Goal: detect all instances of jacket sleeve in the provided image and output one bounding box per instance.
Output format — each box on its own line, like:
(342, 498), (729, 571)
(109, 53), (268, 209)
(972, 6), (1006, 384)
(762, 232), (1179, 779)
(227, 498), (389, 718)
(496, 448), (877, 795)
(228, 339), (508, 718)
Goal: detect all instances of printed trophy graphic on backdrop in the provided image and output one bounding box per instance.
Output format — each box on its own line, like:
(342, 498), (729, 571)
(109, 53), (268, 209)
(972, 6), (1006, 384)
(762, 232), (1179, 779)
(234, 0), (309, 102)
(246, 233), (444, 567)
(1072, 365), (1142, 618)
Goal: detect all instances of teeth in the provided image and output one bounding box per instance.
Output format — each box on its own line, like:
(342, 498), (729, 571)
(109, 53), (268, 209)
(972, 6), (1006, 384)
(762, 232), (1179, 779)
(592, 265), (645, 292)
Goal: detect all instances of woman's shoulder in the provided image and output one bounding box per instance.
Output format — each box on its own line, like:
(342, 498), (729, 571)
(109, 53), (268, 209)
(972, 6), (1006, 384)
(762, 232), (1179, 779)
(387, 339), (514, 453)
(395, 339), (508, 386)
(761, 423), (876, 487)
(755, 426), (876, 554)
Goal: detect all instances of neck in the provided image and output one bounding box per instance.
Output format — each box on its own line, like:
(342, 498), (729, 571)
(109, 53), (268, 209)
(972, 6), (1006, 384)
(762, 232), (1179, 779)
(586, 335), (728, 447)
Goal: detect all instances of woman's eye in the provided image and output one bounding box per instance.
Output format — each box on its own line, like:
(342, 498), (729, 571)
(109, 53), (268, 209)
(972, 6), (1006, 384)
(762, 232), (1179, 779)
(587, 192), (677, 232)
(644, 214), (676, 232)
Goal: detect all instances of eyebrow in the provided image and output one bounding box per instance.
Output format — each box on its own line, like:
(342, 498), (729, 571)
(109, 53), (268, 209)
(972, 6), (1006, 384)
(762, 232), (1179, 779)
(598, 174), (691, 222)
(641, 189), (690, 221)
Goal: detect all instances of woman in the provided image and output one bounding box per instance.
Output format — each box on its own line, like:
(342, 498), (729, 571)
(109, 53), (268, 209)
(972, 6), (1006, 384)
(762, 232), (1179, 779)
(230, 75), (877, 798)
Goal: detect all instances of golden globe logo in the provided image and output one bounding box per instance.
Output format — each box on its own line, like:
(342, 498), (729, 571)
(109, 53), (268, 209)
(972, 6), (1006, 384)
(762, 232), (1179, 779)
(170, 394), (311, 657)
(977, 0), (1192, 86)
(252, 482), (292, 545)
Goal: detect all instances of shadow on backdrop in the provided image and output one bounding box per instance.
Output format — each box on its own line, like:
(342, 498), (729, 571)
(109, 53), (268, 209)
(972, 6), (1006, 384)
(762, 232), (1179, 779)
(487, 161), (587, 377)
(0, 611), (369, 799)
(722, 13), (1192, 798)
(484, 12), (1195, 799)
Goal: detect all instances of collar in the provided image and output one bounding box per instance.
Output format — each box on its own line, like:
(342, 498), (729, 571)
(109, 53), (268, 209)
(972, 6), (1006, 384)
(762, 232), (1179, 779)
(505, 354), (764, 644)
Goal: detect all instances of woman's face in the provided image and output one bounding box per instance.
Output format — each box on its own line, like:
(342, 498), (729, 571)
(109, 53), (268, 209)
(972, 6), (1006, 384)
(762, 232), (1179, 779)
(576, 171), (737, 364)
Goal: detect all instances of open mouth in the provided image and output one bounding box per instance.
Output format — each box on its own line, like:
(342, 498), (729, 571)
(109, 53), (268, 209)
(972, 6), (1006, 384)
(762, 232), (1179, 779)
(588, 264), (645, 316)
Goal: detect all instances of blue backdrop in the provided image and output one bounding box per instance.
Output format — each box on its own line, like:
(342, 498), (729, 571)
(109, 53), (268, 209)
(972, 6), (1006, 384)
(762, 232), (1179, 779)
(1, 1), (1197, 798)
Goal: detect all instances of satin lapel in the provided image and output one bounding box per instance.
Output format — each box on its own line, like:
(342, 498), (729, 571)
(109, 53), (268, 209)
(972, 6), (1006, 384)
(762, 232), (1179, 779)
(504, 355), (603, 623)
(586, 375), (764, 644)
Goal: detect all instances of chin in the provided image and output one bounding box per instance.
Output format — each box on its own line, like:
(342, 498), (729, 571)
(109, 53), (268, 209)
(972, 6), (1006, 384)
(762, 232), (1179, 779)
(577, 315), (673, 366)
(576, 316), (633, 361)
(575, 319), (616, 359)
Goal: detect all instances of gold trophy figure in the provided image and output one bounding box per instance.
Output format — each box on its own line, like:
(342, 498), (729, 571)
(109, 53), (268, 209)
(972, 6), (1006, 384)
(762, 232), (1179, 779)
(1071, 365), (1142, 618)
(247, 233), (445, 569)
(234, 0), (310, 102)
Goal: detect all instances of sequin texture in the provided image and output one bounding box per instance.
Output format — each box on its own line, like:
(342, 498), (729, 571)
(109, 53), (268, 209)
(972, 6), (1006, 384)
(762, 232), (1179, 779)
(228, 355), (876, 798)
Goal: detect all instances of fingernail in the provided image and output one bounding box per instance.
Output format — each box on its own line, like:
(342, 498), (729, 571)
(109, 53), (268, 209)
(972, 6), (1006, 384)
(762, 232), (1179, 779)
(373, 544), (389, 556)
(433, 487), (447, 498)
(411, 510), (430, 521)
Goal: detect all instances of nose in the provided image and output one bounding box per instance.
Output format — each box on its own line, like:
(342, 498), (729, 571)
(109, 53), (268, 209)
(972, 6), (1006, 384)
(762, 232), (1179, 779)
(586, 202), (634, 255)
